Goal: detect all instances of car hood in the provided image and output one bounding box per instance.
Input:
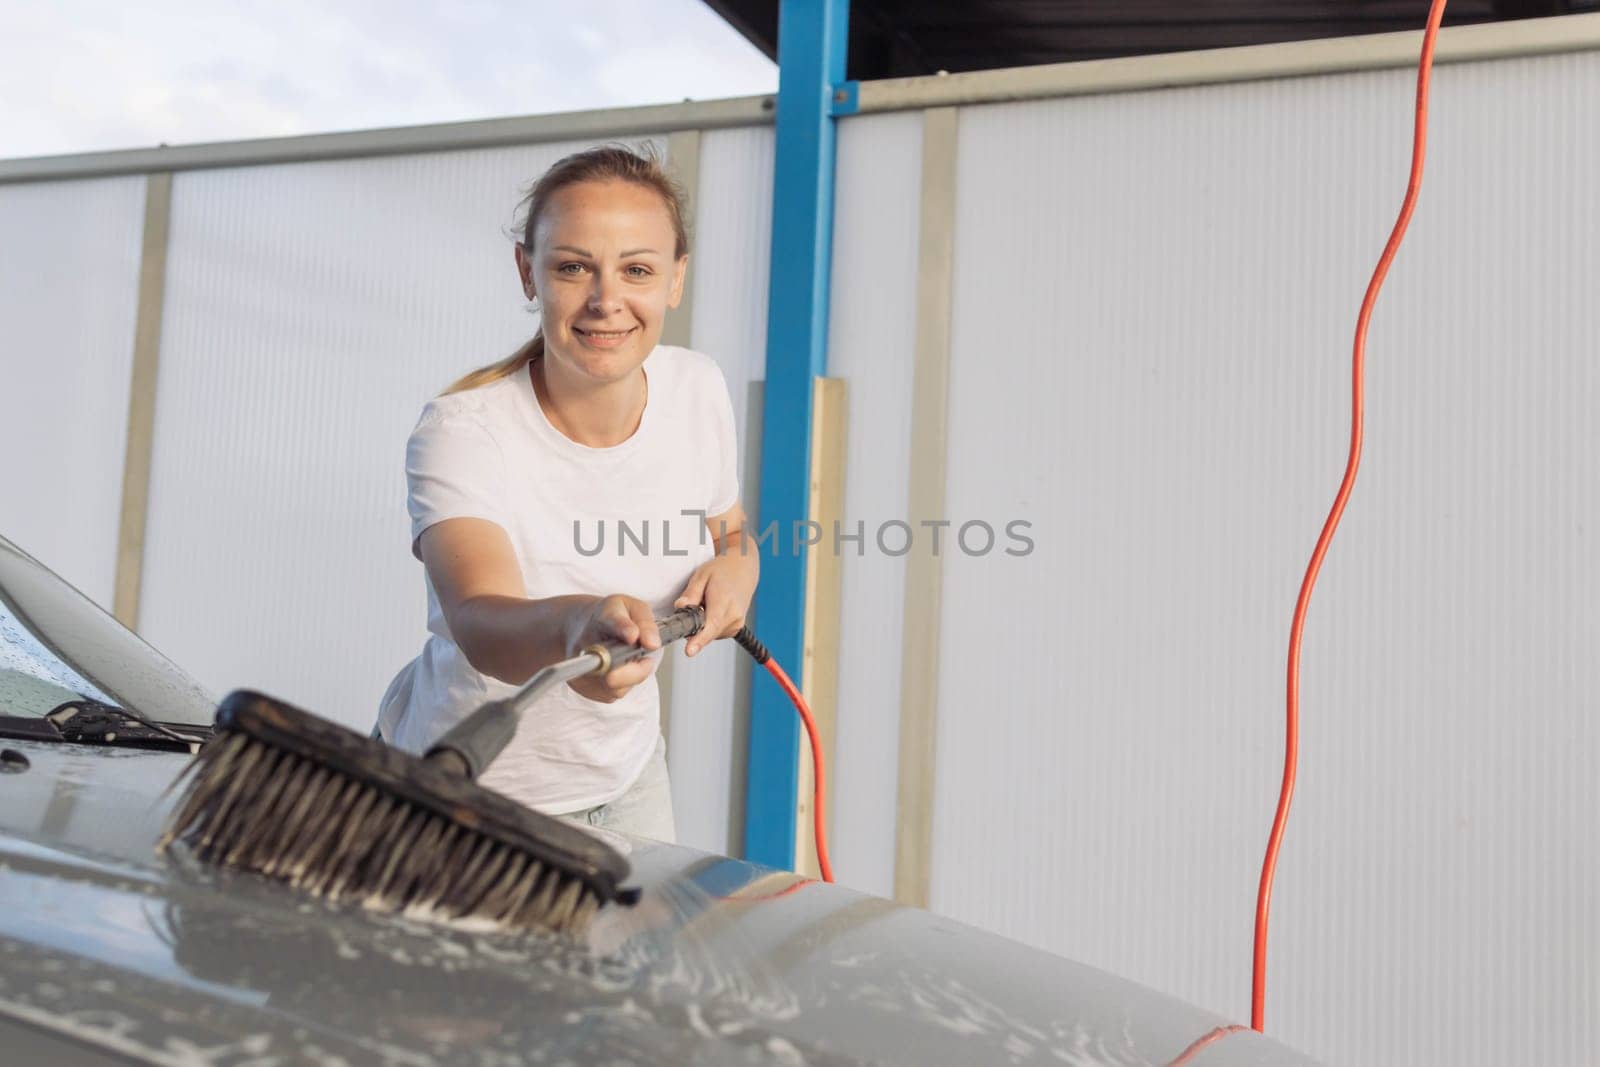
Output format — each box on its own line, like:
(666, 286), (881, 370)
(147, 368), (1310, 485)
(0, 739), (1319, 1066)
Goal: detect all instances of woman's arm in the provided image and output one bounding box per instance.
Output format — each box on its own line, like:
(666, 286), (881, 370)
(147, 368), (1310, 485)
(674, 503), (760, 657)
(419, 517), (660, 700)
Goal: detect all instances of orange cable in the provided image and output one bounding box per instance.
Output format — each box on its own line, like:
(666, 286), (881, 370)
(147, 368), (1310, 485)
(1167, 1024), (1249, 1067)
(726, 875), (816, 903)
(764, 657), (835, 883)
(1252, 0), (1448, 1032)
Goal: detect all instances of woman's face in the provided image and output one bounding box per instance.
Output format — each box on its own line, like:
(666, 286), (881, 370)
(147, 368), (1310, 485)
(517, 179), (687, 386)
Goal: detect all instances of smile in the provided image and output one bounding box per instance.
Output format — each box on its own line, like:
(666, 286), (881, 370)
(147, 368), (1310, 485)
(573, 326), (637, 348)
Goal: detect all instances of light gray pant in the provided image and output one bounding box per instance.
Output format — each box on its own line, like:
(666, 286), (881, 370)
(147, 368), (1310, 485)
(552, 735), (677, 844)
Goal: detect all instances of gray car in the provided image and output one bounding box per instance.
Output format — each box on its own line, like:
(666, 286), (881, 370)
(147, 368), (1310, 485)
(0, 533), (1321, 1066)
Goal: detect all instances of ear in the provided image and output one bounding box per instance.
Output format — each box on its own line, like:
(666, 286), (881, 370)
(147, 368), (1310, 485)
(514, 243), (537, 300)
(667, 254), (689, 309)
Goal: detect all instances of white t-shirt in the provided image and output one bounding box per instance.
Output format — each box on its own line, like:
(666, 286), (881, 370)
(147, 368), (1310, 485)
(377, 345), (739, 813)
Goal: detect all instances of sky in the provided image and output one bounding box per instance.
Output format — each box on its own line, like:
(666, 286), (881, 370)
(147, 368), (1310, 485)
(0, 0), (778, 159)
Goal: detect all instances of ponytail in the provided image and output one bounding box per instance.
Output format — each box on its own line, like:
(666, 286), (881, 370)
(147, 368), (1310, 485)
(440, 334), (543, 396)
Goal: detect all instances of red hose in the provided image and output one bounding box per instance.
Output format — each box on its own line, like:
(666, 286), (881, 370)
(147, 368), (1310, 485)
(1166, 1024), (1249, 1067)
(730, 627), (834, 886)
(764, 657), (834, 883)
(1252, 0), (1447, 1032)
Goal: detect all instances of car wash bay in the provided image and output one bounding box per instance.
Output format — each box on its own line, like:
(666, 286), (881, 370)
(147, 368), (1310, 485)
(2, 9), (1598, 1065)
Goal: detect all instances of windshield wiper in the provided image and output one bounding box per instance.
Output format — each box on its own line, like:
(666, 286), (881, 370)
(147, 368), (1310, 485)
(0, 698), (210, 751)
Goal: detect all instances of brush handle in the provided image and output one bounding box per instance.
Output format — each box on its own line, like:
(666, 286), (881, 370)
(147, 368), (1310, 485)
(582, 604), (706, 675)
(425, 606), (705, 780)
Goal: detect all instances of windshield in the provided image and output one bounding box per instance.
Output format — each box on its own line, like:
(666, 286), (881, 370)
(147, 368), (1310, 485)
(0, 535), (215, 727)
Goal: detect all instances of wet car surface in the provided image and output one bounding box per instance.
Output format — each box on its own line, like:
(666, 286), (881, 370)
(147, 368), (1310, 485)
(0, 535), (1321, 1065)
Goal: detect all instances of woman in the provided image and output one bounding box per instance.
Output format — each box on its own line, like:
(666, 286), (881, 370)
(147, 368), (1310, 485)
(377, 146), (758, 843)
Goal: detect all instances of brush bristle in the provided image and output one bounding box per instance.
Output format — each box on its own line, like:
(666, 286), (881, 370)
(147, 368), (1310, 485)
(159, 731), (604, 936)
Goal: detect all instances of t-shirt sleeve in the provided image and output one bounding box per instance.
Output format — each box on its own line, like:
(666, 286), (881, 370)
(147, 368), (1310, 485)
(706, 366), (741, 517)
(405, 408), (509, 560)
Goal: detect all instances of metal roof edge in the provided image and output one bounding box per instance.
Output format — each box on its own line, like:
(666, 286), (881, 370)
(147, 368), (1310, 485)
(853, 11), (1600, 113)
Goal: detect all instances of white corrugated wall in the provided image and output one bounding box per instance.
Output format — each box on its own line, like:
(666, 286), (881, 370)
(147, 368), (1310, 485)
(0, 176), (145, 605)
(665, 124), (775, 856)
(928, 50), (1599, 1066)
(825, 111), (923, 900)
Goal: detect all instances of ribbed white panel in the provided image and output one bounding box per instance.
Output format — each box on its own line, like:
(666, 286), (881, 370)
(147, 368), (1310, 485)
(932, 52), (1600, 1066)
(824, 113), (923, 898)
(0, 177), (145, 607)
(667, 125), (774, 855)
(142, 139), (661, 726)
(686, 126), (774, 464)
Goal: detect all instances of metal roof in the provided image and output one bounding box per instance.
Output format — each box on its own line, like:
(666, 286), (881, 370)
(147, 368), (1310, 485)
(701, 0), (1596, 80)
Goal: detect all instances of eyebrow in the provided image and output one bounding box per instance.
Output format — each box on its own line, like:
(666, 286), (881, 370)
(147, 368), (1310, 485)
(552, 245), (662, 258)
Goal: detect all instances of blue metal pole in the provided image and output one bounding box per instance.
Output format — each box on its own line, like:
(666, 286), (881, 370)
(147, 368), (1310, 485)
(743, 0), (852, 870)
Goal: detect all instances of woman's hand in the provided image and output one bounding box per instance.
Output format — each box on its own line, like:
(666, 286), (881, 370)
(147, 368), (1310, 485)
(564, 594), (661, 703)
(674, 527), (759, 657)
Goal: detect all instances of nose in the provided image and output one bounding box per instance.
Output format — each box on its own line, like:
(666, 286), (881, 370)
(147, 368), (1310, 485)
(587, 272), (622, 316)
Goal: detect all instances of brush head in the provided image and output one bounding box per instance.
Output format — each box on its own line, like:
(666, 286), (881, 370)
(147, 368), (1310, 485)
(158, 690), (638, 936)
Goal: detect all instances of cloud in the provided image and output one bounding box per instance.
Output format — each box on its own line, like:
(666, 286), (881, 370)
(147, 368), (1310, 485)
(0, 0), (776, 158)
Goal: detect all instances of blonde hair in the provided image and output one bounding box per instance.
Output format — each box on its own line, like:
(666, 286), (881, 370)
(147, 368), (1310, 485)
(442, 144), (692, 396)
